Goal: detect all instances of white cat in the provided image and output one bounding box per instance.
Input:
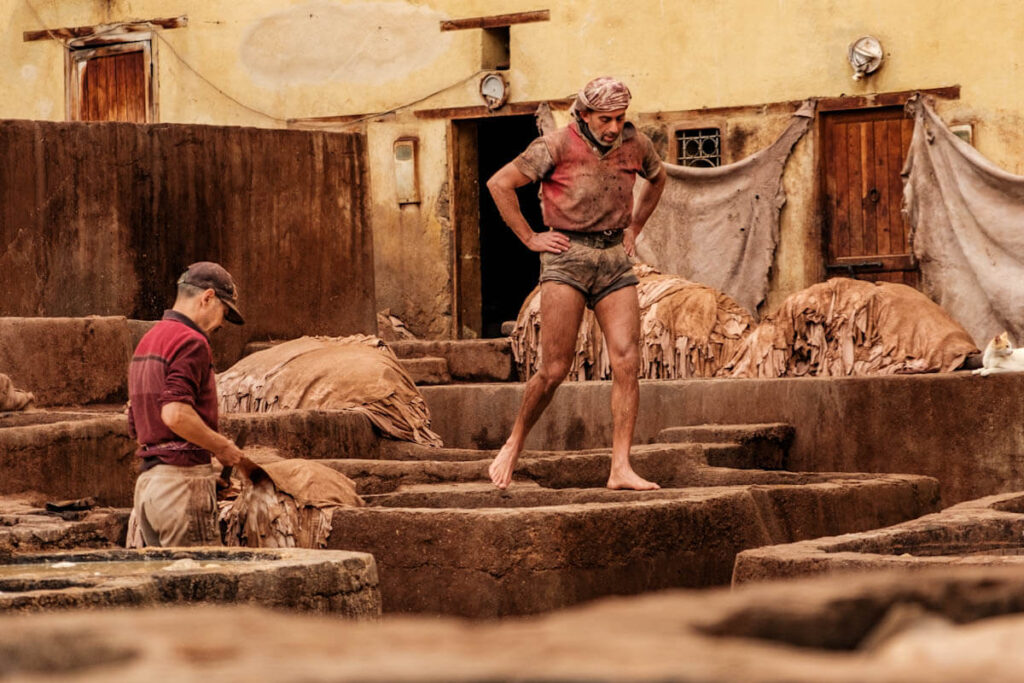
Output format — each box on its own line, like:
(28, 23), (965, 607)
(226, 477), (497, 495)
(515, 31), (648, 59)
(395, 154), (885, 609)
(973, 332), (1024, 375)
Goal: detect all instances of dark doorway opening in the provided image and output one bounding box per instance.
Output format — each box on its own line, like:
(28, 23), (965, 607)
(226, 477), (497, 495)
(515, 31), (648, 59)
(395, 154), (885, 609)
(476, 115), (544, 338)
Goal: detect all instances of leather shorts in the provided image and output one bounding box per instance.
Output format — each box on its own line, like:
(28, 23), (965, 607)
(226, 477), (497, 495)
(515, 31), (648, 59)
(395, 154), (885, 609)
(538, 229), (638, 309)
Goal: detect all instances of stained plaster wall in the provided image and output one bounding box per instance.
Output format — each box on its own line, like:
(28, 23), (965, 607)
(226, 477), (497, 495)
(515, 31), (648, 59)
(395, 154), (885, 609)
(366, 117), (454, 339)
(4, 1), (1024, 335)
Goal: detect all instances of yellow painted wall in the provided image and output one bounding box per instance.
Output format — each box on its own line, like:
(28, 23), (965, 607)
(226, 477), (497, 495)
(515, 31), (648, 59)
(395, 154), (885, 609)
(4, 0), (1024, 334)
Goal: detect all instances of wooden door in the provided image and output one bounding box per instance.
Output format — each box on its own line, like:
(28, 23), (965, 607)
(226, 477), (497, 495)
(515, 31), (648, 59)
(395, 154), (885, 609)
(69, 42), (152, 123)
(450, 118), (483, 338)
(821, 107), (918, 286)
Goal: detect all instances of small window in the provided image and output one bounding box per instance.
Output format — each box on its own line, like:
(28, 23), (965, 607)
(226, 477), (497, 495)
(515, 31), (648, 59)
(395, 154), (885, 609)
(675, 128), (721, 167)
(481, 26), (510, 70)
(67, 37), (156, 122)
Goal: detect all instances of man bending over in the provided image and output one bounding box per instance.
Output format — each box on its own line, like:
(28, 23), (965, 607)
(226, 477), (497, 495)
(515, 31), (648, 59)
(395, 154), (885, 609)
(128, 261), (246, 546)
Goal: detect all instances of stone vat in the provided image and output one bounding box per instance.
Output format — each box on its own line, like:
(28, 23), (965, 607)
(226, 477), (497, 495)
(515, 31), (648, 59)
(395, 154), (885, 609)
(319, 447), (939, 616)
(734, 490), (1024, 584)
(0, 546), (380, 618)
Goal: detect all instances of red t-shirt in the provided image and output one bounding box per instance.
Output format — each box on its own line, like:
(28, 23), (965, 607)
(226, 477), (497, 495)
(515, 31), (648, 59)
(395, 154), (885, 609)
(128, 311), (219, 468)
(513, 121), (663, 233)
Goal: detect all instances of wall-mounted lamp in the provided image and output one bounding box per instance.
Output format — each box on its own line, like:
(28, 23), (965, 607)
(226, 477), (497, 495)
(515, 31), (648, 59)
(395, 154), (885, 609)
(479, 73), (509, 111)
(848, 36), (883, 81)
(393, 137), (420, 205)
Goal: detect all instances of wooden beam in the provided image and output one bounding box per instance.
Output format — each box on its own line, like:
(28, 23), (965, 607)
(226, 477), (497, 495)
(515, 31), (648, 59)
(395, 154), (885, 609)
(639, 86), (960, 123)
(289, 98), (572, 129)
(440, 10), (549, 31)
(640, 99), (804, 122)
(414, 98), (572, 120)
(24, 16), (187, 42)
(816, 86), (959, 112)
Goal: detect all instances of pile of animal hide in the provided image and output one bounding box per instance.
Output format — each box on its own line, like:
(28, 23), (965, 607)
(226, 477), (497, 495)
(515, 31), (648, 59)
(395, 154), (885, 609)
(217, 335), (442, 446)
(510, 264), (755, 380)
(723, 277), (978, 378)
(220, 448), (364, 549)
(903, 95), (1024, 347)
(634, 100), (815, 316)
(0, 373), (33, 411)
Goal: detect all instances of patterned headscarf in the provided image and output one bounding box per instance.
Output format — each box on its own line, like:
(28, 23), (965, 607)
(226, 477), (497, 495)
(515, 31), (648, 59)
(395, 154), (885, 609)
(572, 76), (632, 115)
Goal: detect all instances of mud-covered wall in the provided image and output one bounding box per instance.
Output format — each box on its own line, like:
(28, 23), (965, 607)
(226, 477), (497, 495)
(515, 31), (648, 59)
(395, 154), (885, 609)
(0, 120), (375, 364)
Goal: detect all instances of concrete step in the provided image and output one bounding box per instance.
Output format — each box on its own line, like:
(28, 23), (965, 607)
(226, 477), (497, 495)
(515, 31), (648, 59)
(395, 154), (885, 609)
(399, 356), (451, 386)
(655, 423), (795, 470)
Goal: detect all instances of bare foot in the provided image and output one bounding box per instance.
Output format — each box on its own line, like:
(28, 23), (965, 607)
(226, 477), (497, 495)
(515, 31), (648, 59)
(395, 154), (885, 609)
(488, 442), (521, 489)
(607, 467), (660, 491)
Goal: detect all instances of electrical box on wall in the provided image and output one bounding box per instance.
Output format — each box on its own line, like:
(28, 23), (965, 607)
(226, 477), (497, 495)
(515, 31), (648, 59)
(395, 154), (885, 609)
(393, 137), (420, 204)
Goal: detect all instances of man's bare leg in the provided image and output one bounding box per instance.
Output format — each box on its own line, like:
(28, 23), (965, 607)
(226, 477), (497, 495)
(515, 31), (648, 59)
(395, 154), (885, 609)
(489, 282), (585, 488)
(593, 285), (659, 490)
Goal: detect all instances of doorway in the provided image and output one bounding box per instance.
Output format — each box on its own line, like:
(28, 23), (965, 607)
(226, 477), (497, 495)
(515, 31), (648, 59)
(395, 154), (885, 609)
(451, 114), (544, 338)
(820, 106), (918, 286)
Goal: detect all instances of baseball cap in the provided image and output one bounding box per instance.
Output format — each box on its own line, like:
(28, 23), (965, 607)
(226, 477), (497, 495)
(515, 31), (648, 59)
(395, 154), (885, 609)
(177, 261), (244, 325)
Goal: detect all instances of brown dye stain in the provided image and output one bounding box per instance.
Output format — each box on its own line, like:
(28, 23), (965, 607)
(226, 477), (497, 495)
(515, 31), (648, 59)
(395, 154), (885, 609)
(640, 125), (669, 160)
(727, 125), (754, 160)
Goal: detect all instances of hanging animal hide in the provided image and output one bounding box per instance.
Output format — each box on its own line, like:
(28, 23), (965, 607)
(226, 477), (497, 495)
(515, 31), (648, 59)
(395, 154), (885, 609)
(634, 100), (816, 316)
(903, 95), (1024, 347)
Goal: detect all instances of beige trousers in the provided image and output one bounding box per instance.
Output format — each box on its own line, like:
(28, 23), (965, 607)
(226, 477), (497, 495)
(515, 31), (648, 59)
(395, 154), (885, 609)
(130, 464), (220, 547)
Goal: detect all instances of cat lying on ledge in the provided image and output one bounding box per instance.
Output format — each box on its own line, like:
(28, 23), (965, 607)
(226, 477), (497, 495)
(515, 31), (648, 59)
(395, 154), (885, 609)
(973, 332), (1024, 375)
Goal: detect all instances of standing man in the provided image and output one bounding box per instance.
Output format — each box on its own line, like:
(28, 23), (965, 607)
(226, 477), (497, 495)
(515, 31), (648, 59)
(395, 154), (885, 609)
(486, 76), (666, 490)
(128, 261), (246, 546)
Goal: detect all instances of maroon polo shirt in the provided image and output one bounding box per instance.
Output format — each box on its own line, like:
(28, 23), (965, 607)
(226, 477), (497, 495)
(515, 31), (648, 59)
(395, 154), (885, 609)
(128, 310), (219, 469)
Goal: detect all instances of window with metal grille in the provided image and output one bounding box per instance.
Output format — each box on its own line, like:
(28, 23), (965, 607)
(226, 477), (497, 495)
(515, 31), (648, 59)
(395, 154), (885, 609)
(675, 128), (721, 167)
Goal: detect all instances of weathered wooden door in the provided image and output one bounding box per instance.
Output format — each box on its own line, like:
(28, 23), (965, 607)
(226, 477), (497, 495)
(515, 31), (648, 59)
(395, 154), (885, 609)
(69, 41), (152, 123)
(821, 106), (918, 286)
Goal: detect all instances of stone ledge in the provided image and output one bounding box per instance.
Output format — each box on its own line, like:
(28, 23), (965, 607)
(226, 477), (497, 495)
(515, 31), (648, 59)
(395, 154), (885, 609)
(656, 422), (794, 469)
(399, 356), (451, 385)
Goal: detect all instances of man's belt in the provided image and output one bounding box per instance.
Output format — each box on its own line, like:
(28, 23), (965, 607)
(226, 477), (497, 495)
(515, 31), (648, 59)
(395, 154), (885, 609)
(555, 229), (624, 249)
(141, 439), (195, 452)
